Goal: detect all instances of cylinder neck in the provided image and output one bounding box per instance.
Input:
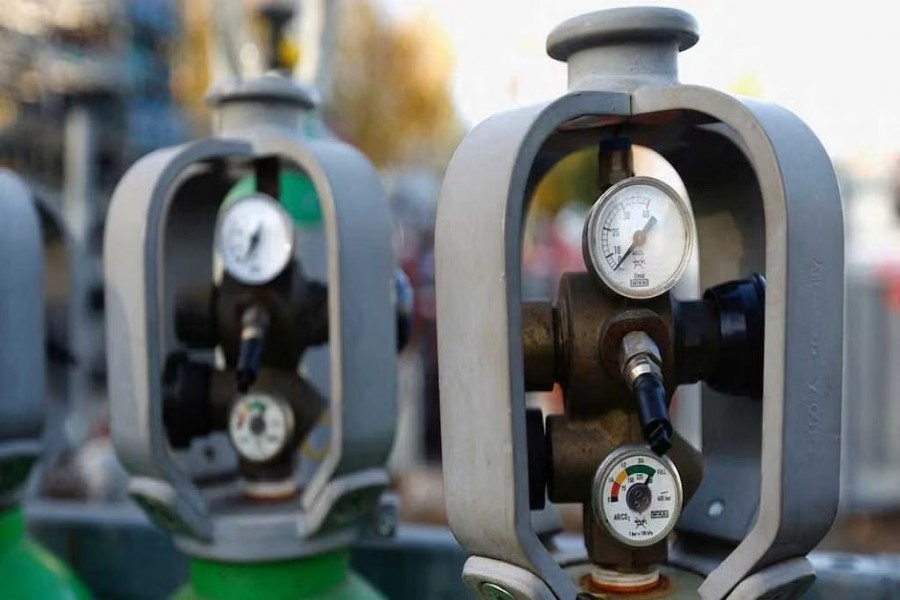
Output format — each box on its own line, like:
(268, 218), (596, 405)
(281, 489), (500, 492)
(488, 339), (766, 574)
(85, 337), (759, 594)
(186, 550), (349, 600)
(207, 75), (319, 136)
(567, 41), (680, 91)
(546, 7), (699, 92)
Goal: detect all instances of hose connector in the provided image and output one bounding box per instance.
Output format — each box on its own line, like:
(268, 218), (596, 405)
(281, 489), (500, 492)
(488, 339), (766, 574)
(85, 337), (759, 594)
(619, 331), (672, 456)
(236, 304), (270, 393)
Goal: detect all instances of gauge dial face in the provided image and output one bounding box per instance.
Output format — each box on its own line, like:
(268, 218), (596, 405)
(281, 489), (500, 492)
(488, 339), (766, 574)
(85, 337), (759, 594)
(592, 445), (683, 548)
(583, 177), (694, 299)
(215, 193), (294, 285)
(228, 394), (294, 463)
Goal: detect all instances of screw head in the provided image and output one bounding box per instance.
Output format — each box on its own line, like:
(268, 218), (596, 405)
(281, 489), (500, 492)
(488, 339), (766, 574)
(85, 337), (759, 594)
(374, 503), (397, 537)
(707, 499), (725, 518)
(481, 582), (515, 600)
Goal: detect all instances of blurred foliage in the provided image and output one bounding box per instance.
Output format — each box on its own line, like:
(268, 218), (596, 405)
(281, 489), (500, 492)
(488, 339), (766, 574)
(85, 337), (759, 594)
(170, 0), (212, 128)
(531, 148), (599, 217)
(730, 71), (764, 98)
(326, 0), (463, 168)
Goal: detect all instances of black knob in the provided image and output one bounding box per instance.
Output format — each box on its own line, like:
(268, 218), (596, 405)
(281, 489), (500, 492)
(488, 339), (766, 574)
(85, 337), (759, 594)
(672, 273), (766, 399)
(174, 284), (217, 348)
(162, 352), (212, 448)
(704, 274), (765, 399)
(395, 269), (414, 351)
(297, 281), (329, 348)
(525, 407), (547, 510)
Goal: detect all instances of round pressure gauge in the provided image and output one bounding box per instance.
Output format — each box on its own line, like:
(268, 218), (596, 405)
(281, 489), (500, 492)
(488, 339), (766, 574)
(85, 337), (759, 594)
(592, 445), (683, 548)
(215, 193), (294, 285)
(583, 177), (694, 299)
(228, 393), (294, 463)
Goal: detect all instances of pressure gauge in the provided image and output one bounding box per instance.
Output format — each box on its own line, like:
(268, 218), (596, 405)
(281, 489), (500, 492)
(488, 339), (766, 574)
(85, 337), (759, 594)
(215, 193), (294, 285)
(229, 393), (295, 463)
(592, 445), (683, 548)
(583, 177), (694, 299)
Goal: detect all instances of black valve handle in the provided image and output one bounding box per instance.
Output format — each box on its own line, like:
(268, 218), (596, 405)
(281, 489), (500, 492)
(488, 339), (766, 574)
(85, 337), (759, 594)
(236, 304), (270, 393)
(633, 372), (673, 456)
(395, 269), (414, 352)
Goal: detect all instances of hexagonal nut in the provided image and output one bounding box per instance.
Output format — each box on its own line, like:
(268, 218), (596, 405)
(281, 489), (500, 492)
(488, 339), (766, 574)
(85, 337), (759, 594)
(618, 331), (662, 371)
(622, 355), (662, 386)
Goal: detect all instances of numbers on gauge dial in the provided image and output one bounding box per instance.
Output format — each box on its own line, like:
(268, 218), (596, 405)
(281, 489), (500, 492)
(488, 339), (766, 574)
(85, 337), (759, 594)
(584, 178), (693, 299)
(229, 394), (294, 463)
(215, 194), (294, 285)
(592, 447), (683, 548)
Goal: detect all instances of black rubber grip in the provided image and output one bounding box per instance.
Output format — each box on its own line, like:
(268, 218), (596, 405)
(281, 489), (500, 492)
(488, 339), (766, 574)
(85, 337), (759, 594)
(236, 336), (264, 394)
(633, 373), (673, 456)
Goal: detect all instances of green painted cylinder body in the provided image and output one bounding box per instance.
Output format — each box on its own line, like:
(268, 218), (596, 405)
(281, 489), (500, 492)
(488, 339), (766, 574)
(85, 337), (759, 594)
(172, 551), (384, 600)
(0, 506), (92, 600)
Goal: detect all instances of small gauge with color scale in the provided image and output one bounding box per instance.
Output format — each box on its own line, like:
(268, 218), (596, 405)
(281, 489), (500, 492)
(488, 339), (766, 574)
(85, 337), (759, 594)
(591, 444), (683, 547)
(228, 393), (295, 463)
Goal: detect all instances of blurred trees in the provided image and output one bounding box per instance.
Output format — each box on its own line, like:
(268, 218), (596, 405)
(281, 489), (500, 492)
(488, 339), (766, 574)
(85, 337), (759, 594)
(171, 0), (212, 124)
(730, 72), (764, 98)
(325, 0), (463, 169)
(531, 149), (599, 217)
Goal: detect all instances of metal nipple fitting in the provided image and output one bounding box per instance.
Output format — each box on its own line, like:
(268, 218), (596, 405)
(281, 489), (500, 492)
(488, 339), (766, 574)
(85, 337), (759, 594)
(619, 331), (673, 455)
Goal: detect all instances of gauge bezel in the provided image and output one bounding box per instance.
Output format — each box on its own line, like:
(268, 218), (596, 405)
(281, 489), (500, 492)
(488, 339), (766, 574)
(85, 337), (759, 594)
(228, 392), (296, 464)
(591, 444), (684, 548)
(582, 176), (694, 300)
(214, 192), (296, 285)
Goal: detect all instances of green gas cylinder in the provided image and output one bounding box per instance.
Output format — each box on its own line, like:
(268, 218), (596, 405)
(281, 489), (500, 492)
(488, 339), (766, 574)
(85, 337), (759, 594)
(225, 169), (323, 226)
(172, 551), (384, 600)
(0, 506), (91, 600)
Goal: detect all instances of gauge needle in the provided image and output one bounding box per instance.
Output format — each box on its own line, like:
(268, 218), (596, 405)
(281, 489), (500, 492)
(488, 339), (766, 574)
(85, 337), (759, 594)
(244, 223), (263, 260)
(614, 215), (658, 271)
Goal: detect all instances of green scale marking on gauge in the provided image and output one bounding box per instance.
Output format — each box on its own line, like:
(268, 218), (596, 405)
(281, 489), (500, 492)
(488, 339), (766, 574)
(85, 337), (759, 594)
(592, 445), (684, 547)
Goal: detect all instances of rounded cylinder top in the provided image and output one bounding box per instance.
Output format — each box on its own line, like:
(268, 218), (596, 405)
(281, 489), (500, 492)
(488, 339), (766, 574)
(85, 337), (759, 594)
(206, 74), (319, 135)
(547, 7), (699, 62)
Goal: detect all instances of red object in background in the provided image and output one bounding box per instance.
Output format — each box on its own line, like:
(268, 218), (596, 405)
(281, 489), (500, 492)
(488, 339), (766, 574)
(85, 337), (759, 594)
(878, 264), (900, 312)
(547, 220), (586, 275)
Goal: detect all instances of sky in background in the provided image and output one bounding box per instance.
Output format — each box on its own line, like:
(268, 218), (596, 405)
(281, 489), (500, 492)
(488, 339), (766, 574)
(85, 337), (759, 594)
(379, 0), (899, 160)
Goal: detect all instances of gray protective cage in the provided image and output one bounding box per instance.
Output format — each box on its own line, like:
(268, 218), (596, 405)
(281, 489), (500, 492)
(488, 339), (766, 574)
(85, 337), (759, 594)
(104, 77), (398, 562)
(435, 8), (843, 600)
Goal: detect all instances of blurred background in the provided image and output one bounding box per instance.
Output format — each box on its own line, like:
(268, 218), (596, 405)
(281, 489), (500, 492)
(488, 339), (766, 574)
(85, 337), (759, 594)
(3, 0), (899, 559)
